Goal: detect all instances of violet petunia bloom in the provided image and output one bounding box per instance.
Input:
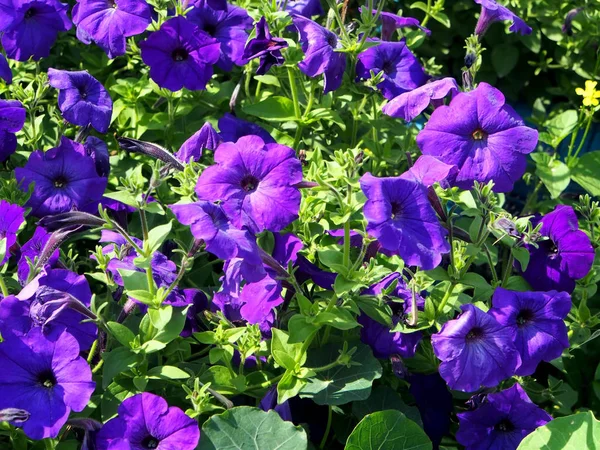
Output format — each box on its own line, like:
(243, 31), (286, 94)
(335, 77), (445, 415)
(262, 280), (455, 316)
(0, 200), (25, 265)
(170, 201), (266, 282)
(400, 155), (458, 188)
(81, 136), (110, 177)
(243, 17), (288, 75)
(489, 288), (571, 376)
(139, 16), (220, 92)
(363, 9), (431, 40)
(1, 269), (98, 350)
(281, 0), (323, 18)
(0, 99), (26, 162)
(0, 0), (71, 61)
(457, 384), (552, 450)
(293, 15), (346, 94)
(356, 39), (429, 100)
(0, 329), (95, 440)
(474, 0), (532, 37)
(416, 82), (538, 193)
(15, 137), (107, 217)
(72, 0), (152, 59)
(187, 0), (253, 71)
(431, 304), (520, 392)
(382, 77), (459, 122)
(260, 385), (293, 421)
(360, 172), (450, 270)
(195, 135), (303, 233)
(96, 392), (200, 450)
(522, 205), (594, 293)
(218, 113), (275, 144)
(17, 226), (59, 284)
(0, 54), (11, 83)
(48, 69), (113, 133)
(175, 122), (221, 163)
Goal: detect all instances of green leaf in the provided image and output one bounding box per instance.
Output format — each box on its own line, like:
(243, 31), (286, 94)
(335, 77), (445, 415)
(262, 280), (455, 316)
(103, 190), (138, 208)
(199, 407), (308, 450)
(242, 96), (296, 121)
(540, 110), (578, 148)
(571, 151), (600, 197)
(517, 411), (600, 450)
(118, 269), (149, 292)
(146, 365), (190, 380)
(271, 328), (306, 369)
(106, 321), (136, 348)
(151, 306), (189, 345)
(314, 307), (358, 330)
(254, 74), (280, 87)
(533, 154), (570, 199)
(278, 370), (308, 404)
(491, 44), (519, 77)
(300, 343), (382, 405)
(102, 347), (140, 388)
(288, 314), (320, 344)
(352, 386), (422, 427)
(145, 221), (172, 254)
(512, 246), (530, 272)
(345, 410), (432, 450)
(430, 11), (450, 28)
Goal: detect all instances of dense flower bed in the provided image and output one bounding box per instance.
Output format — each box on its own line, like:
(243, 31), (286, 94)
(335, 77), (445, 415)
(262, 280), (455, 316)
(0, 0), (598, 449)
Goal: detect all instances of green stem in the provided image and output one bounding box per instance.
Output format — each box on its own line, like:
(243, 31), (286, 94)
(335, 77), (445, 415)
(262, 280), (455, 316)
(501, 250), (515, 287)
(343, 220), (351, 268)
(420, 0), (433, 27)
(483, 245), (499, 285)
(87, 339), (99, 364)
(0, 274), (8, 297)
(437, 282), (456, 315)
(572, 113), (594, 161)
(521, 180), (543, 215)
(319, 406), (333, 449)
(246, 373), (283, 391)
(287, 67), (302, 120)
(566, 109), (585, 160)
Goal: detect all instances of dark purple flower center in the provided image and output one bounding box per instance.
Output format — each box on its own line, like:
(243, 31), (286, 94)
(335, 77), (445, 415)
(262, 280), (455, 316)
(202, 24), (217, 36)
(24, 7), (36, 19)
(141, 436), (159, 449)
(171, 48), (189, 62)
(472, 128), (486, 140)
(326, 33), (337, 48)
(465, 326), (484, 341)
(241, 175), (259, 192)
(538, 239), (559, 258)
(110, 0), (117, 7)
(494, 418), (515, 433)
(53, 176), (68, 188)
(516, 308), (534, 327)
(37, 369), (57, 388)
(78, 87), (88, 99)
(390, 201), (403, 220)
(381, 60), (395, 75)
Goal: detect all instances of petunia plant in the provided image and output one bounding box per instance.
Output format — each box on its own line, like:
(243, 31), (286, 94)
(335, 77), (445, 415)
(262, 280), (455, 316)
(0, 0), (598, 449)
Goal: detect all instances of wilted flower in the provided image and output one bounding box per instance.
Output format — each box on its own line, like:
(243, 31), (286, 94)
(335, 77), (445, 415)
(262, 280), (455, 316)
(72, 0), (152, 58)
(218, 113), (275, 144)
(96, 392), (200, 450)
(0, 99), (26, 162)
(416, 82), (538, 192)
(0, 328), (95, 439)
(0, 0), (71, 61)
(175, 122), (221, 163)
(363, 9), (430, 41)
(522, 205), (594, 293)
(360, 172), (450, 270)
(243, 17), (288, 75)
(48, 68), (113, 133)
(382, 77), (459, 122)
(0, 200), (25, 265)
(562, 7), (583, 36)
(195, 135), (303, 233)
(431, 304), (520, 392)
(473, 0), (532, 37)
(139, 16), (220, 91)
(293, 15), (346, 94)
(17, 227), (59, 283)
(457, 384), (552, 450)
(489, 288), (571, 376)
(187, 0), (253, 71)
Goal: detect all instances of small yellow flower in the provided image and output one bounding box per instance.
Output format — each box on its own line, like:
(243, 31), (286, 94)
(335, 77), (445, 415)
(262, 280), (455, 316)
(576, 80), (600, 107)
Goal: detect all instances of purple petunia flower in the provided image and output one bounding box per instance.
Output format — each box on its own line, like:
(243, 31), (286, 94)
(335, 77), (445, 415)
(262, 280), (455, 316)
(416, 82), (538, 192)
(356, 39), (429, 100)
(48, 68), (113, 133)
(260, 385), (293, 421)
(1, 269), (98, 350)
(170, 201), (266, 282)
(175, 122), (221, 163)
(293, 15), (346, 94)
(474, 0), (532, 37)
(195, 135), (303, 233)
(96, 392), (200, 450)
(0, 99), (26, 162)
(363, 9), (431, 41)
(178, 289), (208, 337)
(382, 77), (459, 122)
(187, 0), (253, 71)
(15, 137), (108, 217)
(81, 136), (110, 177)
(243, 17), (288, 75)
(72, 0), (152, 59)
(0, 200), (25, 265)
(0, 0), (71, 61)
(489, 288), (571, 376)
(218, 113), (275, 144)
(457, 384), (552, 450)
(360, 172), (450, 270)
(431, 304), (520, 392)
(400, 155), (458, 188)
(139, 16), (220, 92)
(522, 205), (594, 293)
(281, 0), (323, 18)
(0, 328), (95, 440)
(17, 226), (59, 284)
(0, 54), (11, 83)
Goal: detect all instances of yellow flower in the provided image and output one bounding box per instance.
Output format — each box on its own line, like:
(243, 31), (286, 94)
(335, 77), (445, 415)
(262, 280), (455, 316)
(576, 80), (600, 107)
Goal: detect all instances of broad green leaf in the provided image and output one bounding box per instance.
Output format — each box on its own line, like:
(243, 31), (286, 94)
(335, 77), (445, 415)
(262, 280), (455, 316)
(492, 44), (519, 77)
(540, 110), (578, 148)
(532, 154), (570, 199)
(352, 386), (422, 427)
(106, 321), (136, 348)
(103, 190), (138, 207)
(571, 151), (600, 197)
(512, 246), (531, 272)
(300, 343), (382, 405)
(102, 347), (140, 388)
(278, 370), (308, 404)
(146, 365), (190, 380)
(314, 307), (359, 330)
(345, 410), (432, 450)
(145, 221), (172, 254)
(118, 269), (149, 292)
(199, 407), (308, 450)
(242, 96), (296, 121)
(288, 314), (320, 344)
(151, 306), (189, 345)
(271, 328), (306, 368)
(517, 411), (600, 450)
